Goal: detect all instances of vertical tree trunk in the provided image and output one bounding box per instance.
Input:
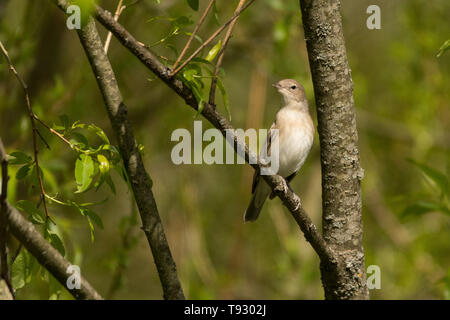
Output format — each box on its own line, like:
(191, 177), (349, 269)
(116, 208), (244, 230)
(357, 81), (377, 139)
(299, 0), (369, 299)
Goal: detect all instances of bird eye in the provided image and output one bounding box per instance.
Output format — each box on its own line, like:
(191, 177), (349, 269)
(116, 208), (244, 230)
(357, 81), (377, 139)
(290, 85), (297, 90)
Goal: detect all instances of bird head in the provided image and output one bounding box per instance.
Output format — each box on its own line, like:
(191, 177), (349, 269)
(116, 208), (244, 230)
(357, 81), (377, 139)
(272, 79), (306, 105)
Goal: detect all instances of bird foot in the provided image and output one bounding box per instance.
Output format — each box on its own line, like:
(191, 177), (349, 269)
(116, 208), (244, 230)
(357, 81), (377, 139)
(274, 179), (289, 195)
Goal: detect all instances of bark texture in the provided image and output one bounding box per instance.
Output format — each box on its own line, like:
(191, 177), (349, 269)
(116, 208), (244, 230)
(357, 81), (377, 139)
(299, 0), (369, 299)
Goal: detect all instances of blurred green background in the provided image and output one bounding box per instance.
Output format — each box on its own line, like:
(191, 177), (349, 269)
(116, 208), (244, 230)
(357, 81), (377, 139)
(0, 0), (449, 299)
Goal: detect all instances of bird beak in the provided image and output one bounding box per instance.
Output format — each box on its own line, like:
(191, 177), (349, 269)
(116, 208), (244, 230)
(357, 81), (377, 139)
(272, 82), (281, 89)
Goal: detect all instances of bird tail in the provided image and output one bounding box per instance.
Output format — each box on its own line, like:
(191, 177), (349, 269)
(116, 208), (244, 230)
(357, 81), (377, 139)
(244, 181), (270, 222)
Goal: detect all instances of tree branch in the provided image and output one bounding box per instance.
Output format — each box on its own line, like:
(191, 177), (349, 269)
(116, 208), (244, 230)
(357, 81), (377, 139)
(5, 201), (103, 300)
(52, 0), (185, 300)
(92, 5), (338, 269)
(299, 0), (369, 299)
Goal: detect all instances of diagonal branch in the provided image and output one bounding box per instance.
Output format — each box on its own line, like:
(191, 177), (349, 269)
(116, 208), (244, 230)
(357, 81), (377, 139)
(52, 0), (185, 300)
(92, 5), (338, 269)
(5, 200), (103, 300)
(0, 137), (102, 300)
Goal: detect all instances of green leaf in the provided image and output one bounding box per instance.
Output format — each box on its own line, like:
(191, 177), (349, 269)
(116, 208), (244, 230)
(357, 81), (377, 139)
(402, 200), (443, 218)
(16, 164), (31, 180)
(79, 206), (104, 229)
(71, 132), (89, 146)
(97, 154), (110, 175)
(188, 80), (204, 103)
(216, 77), (231, 121)
(86, 209), (104, 229)
(48, 231), (66, 256)
(75, 154), (95, 193)
(408, 159), (449, 196)
(171, 16), (194, 29)
(183, 68), (199, 82)
(186, 0), (199, 11)
(88, 124), (110, 144)
(184, 32), (203, 44)
(437, 39), (450, 58)
(48, 273), (62, 300)
(9, 151), (32, 165)
(11, 250), (34, 290)
(205, 40), (222, 62)
(105, 174), (116, 194)
(195, 99), (205, 118)
(119, 166), (129, 184)
(16, 200), (45, 224)
(191, 57), (215, 66)
(11, 251), (26, 290)
(77, 206), (101, 242)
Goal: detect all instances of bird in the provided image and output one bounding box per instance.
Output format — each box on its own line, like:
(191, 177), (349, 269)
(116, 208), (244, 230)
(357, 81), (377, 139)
(244, 79), (315, 222)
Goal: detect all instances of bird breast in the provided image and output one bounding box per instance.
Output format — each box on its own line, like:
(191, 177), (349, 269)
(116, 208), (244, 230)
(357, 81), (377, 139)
(275, 107), (314, 177)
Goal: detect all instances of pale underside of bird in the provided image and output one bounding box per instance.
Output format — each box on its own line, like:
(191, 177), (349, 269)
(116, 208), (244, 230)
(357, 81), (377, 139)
(244, 79), (314, 222)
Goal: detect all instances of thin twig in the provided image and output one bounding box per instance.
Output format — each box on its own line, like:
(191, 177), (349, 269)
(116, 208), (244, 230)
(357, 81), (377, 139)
(104, 0), (125, 53)
(0, 41), (50, 219)
(209, 0), (246, 106)
(33, 114), (73, 147)
(171, 0), (216, 72)
(170, 0), (256, 77)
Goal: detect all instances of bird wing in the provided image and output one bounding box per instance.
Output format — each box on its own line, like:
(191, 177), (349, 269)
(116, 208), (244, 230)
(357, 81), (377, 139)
(251, 122), (277, 194)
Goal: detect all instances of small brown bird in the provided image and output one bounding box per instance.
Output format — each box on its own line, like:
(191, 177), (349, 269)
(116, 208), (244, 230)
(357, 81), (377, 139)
(244, 79), (314, 222)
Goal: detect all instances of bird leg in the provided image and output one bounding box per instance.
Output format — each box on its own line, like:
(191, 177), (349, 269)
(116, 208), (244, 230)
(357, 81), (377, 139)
(270, 179), (294, 199)
(273, 178), (289, 196)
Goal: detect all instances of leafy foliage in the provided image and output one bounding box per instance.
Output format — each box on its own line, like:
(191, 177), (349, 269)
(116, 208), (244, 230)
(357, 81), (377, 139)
(1, 0), (448, 300)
